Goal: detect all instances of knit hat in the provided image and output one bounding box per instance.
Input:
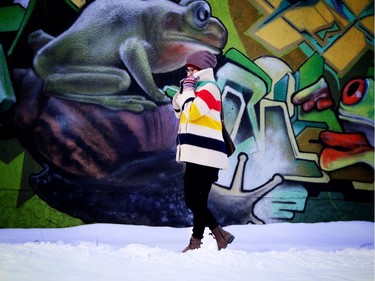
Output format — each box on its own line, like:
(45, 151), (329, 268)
(186, 50), (217, 70)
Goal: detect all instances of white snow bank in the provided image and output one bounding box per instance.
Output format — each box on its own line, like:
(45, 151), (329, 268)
(0, 221), (374, 281)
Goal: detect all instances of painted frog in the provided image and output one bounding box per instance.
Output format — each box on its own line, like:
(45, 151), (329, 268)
(320, 78), (374, 175)
(28, 0), (227, 112)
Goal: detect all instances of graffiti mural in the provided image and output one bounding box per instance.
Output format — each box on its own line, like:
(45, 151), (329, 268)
(0, 0), (373, 228)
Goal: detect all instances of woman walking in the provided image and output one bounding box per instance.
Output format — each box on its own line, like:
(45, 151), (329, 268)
(172, 50), (234, 252)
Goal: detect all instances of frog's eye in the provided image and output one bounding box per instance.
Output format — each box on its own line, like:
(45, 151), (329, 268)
(342, 79), (366, 105)
(193, 2), (211, 29)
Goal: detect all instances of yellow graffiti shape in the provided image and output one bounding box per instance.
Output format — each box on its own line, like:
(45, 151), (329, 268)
(286, 3), (330, 31)
(360, 15), (374, 34)
(249, 1), (350, 54)
(284, 2), (348, 42)
(252, 18), (303, 51)
(71, 0), (86, 9)
(323, 27), (368, 74)
(252, 0), (282, 15)
(345, 0), (372, 17)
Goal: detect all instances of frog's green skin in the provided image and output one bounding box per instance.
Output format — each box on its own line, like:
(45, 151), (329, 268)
(28, 0), (227, 112)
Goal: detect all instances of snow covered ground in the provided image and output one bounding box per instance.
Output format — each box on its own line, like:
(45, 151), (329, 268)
(0, 221), (374, 281)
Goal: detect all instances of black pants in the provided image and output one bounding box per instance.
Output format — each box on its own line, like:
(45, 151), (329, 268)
(184, 162), (219, 239)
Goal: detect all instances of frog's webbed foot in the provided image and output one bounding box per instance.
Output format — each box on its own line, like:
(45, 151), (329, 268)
(41, 66), (164, 112)
(54, 93), (157, 113)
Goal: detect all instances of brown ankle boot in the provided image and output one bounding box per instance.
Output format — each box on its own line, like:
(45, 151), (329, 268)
(210, 226), (235, 250)
(182, 237), (202, 253)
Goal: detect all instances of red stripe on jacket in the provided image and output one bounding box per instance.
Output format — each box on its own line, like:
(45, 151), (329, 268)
(196, 89), (221, 111)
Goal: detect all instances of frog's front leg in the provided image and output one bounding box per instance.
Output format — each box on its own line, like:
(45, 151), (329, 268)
(43, 66), (131, 95)
(119, 39), (169, 104)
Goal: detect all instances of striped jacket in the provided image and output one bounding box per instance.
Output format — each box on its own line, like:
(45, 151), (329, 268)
(172, 68), (229, 170)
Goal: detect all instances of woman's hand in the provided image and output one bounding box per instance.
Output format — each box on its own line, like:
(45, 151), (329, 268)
(182, 75), (199, 90)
